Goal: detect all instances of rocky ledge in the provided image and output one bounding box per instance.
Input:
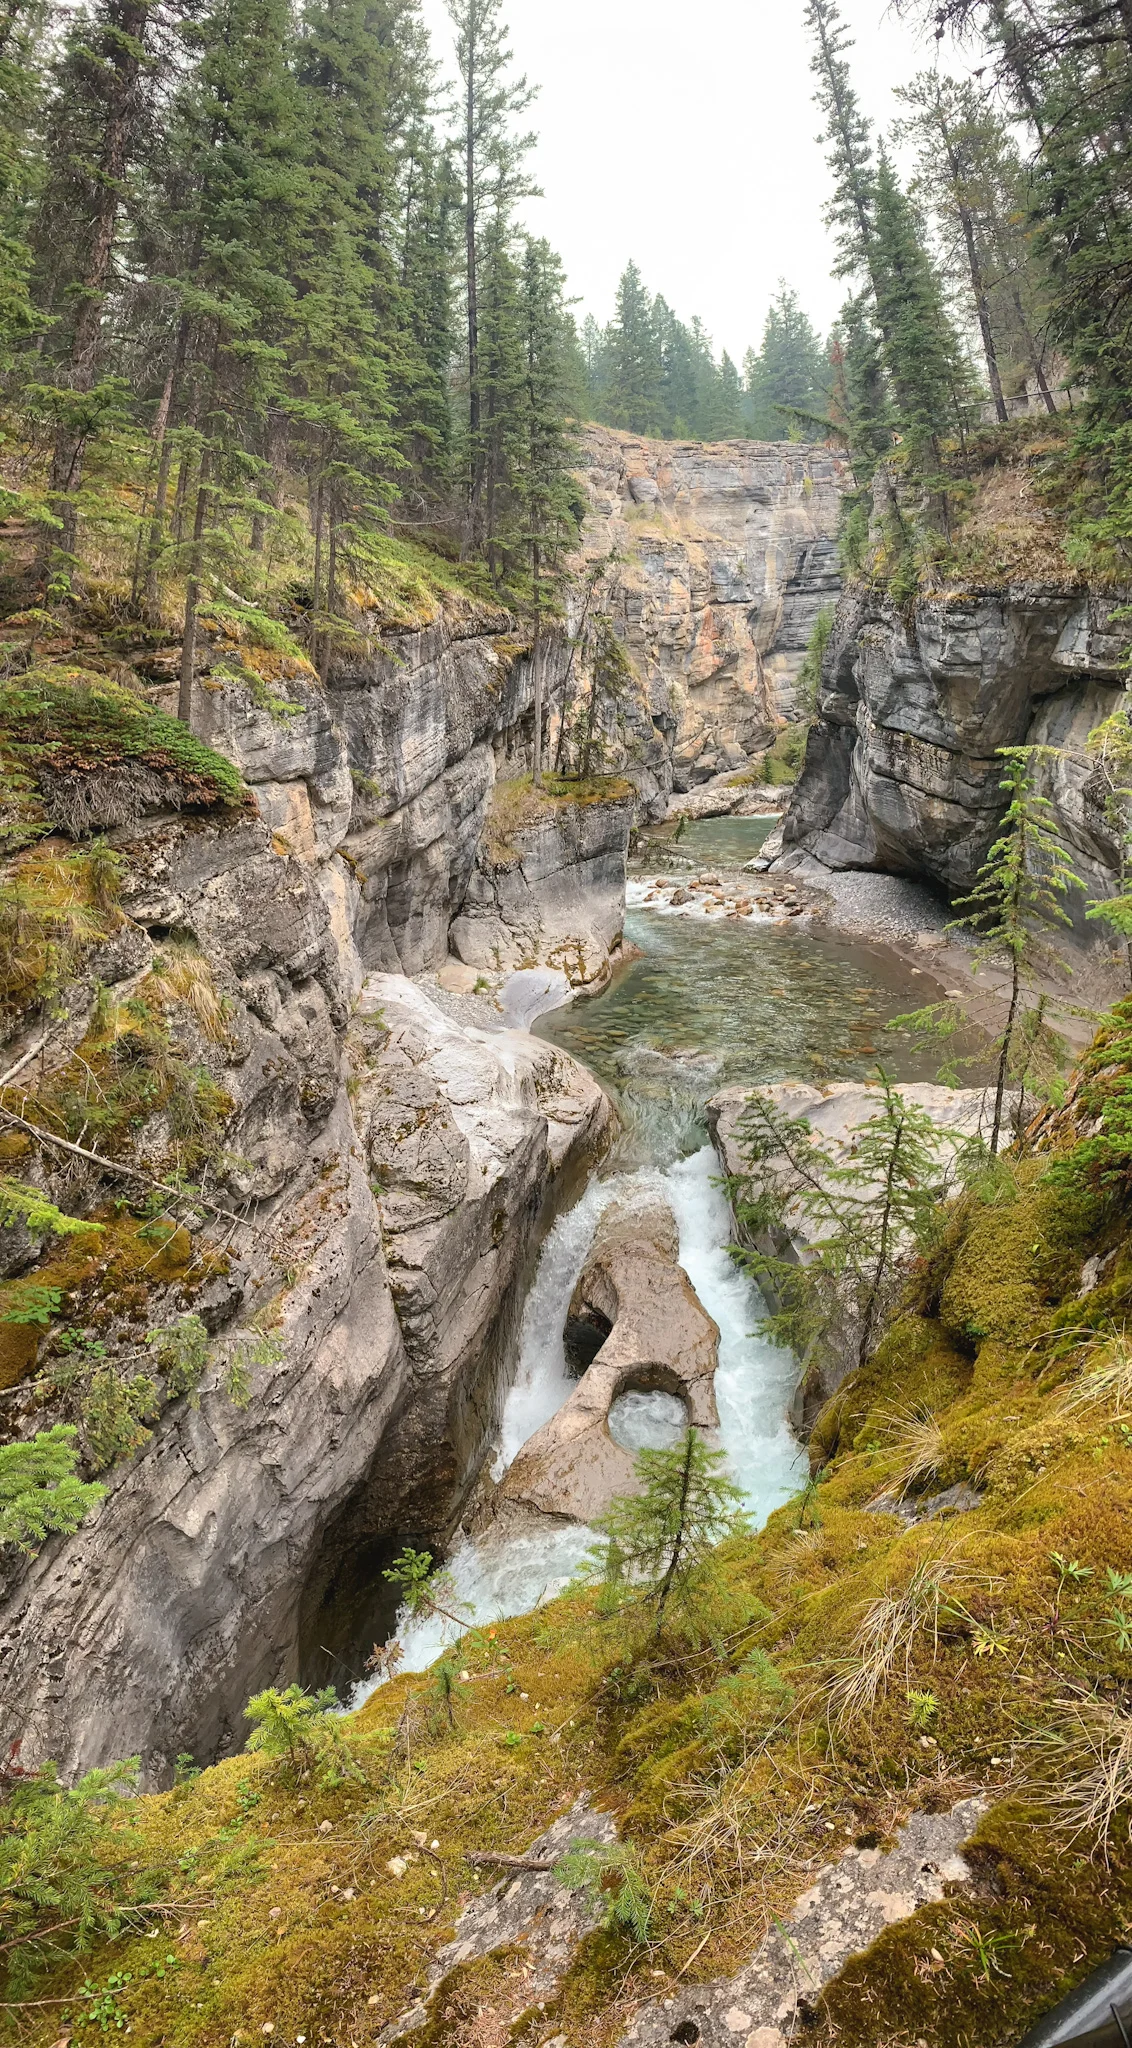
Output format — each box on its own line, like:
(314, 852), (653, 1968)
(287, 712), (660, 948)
(488, 1194), (719, 1531)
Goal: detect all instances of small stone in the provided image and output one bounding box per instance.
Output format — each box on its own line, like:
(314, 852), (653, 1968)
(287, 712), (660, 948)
(430, 1839), (440, 1851)
(386, 1855), (409, 1878)
(317, 1819), (332, 1834)
(519, 1691), (529, 1700)
(262, 2028), (274, 2037)
(268, 1907), (281, 1920)
(367, 1996), (380, 2007)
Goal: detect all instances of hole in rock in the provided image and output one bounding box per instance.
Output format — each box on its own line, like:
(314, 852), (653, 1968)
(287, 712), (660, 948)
(670, 2021), (701, 2045)
(563, 1307), (612, 1376)
(608, 1387), (689, 1454)
(298, 1525), (425, 1697)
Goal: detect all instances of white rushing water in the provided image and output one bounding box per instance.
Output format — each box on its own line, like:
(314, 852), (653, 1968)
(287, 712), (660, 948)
(351, 1137), (805, 1701)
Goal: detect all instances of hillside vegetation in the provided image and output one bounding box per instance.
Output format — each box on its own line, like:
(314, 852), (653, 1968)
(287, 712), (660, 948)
(7, 1013), (1132, 2045)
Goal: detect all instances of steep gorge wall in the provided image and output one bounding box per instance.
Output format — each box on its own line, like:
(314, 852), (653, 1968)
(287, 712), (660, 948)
(0, 601), (613, 1781)
(781, 583), (1131, 966)
(571, 425), (849, 800)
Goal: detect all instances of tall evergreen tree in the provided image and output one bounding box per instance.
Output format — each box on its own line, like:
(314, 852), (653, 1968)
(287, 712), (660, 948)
(446, 0), (537, 537)
(31, 0), (164, 578)
(607, 260), (662, 435)
(744, 283), (830, 438)
(871, 146), (977, 467)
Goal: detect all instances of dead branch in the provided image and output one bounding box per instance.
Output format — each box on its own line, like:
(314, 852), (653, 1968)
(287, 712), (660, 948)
(0, 1104), (260, 1235)
(463, 1850), (556, 1873)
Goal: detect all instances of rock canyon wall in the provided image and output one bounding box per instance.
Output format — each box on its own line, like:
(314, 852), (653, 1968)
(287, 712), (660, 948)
(780, 585), (1130, 967)
(572, 425), (849, 801)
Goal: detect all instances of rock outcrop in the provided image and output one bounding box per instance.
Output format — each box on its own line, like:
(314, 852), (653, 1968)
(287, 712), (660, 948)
(451, 784), (634, 987)
(571, 426), (849, 800)
(780, 585), (1130, 962)
(617, 1796), (985, 2047)
(0, 592), (624, 1778)
(492, 1194), (718, 1529)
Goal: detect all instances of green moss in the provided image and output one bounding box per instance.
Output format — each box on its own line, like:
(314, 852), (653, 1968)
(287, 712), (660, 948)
(0, 667), (249, 850)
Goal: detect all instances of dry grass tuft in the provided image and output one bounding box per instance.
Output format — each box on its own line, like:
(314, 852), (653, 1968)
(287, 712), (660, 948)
(151, 944), (230, 1042)
(827, 1552), (970, 1729)
(1057, 1320), (1132, 1417)
(880, 1405), (946, 1499)
(1029, 1692), (1132, 1856)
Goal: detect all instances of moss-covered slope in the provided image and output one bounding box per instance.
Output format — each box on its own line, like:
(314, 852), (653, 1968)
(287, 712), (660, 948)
(10, 1013), (1132, 2047)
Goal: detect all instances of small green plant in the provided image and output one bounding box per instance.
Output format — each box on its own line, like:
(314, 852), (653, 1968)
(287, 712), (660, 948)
(554, 1839), (653, 1943)
(907, 1688), (939, 1730)
(428, 1656), (467, 1733)
(1051, 1552), (1093, 1591)
(383, 1546), (475, 1634)
(0, 1179), (103, 1241)
(1, 1281), (64, 1326)
(146, 1314), (210, 1400)
(0, 1426), (106, 1553)
(243, 1684), (363, 1786)
(952, 1916), (1026, 1984)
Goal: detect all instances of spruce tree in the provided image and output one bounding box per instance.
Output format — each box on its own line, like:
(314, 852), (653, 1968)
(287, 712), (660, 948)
(446, 0), (537, 539)
(871, 145), (976, 472)
(951, 746), (1083, 1153)
(31, 0), (161, 581)
(804, 0), (881, 298)
(586, 1428), (747, 1644)
(608, 261), (662, 435)
(744, 282), (830, 438)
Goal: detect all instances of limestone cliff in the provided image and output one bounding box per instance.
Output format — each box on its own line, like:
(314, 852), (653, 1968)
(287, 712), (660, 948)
(780, 582), (1131, 966)
(568, 425), (849, 800)
(0, 594), (614, 1781)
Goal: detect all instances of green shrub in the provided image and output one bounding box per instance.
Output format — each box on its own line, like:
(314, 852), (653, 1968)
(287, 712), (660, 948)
(244, 1685), (365, 1787)
(0, 1425), (106, 1553)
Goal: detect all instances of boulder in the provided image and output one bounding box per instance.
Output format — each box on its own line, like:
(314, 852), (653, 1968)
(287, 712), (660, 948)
(492, 1194), (718, 1529)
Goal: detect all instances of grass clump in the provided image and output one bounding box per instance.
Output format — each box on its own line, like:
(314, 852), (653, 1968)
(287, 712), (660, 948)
(0, 669), (249, 851)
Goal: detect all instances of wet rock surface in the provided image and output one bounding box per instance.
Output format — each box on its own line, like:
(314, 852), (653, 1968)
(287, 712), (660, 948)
(491, 1193), (719, 1529)
(617, 1797), (985, 2045)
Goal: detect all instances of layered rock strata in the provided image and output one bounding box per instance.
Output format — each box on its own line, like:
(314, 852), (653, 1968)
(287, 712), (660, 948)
(451, 787), (634, 987)
(492, 1195), (718, 1529)
(0, 805), (608, 1779)
(570, 426), (848, 800)
(780, 585), (1130, 961)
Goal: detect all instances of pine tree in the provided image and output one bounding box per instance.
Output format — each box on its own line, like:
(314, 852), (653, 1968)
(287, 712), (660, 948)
(951, 745), (1083, 1153)
(607, 260), (662, 435)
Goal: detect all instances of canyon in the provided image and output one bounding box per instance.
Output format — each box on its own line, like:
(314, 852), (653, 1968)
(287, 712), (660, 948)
(0, 431), (846, 1780)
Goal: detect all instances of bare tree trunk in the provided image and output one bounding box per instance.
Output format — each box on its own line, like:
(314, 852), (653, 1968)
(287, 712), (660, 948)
(1010, 289), (1058, 412)
(178, 464), (210, 729)
(991, 954), (1022, 1155)
(653, 1429), (696, 1636)
(41, 0), (151, 581)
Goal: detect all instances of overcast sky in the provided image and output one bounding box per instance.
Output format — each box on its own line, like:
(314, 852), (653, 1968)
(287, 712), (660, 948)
(417, 0), (963, 363)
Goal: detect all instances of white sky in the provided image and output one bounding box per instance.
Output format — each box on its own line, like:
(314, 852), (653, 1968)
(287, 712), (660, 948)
(418, 0), (966, 363)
